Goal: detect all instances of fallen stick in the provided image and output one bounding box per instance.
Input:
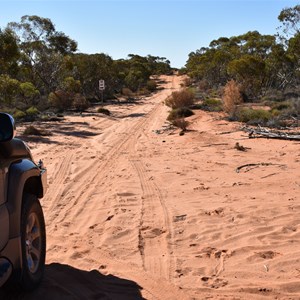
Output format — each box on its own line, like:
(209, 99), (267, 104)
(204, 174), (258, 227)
(236, 163), (285, 173)
(201, 143), (229, 147)
(242, 126), (300, 141)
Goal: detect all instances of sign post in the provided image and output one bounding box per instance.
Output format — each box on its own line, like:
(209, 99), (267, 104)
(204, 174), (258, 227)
(99, 80), (105, 103)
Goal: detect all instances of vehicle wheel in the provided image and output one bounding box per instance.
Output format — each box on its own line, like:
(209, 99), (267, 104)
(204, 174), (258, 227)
(20, 193), (46, 290)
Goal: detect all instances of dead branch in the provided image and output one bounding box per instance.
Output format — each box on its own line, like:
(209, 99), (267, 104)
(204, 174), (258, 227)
(201, 143), (229, 147)
(242, 126), (300, 141)
(236, 163), (285, 173)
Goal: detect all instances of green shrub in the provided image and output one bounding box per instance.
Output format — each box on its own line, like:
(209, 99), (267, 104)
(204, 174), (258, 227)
(262, 90), (284, 102)
(200, 98), (223, 112)
(13, 110), (26, 120)
(237, 108), (272, 124)
(26, 106), (39, 116)
(146, 80), (157, 92)
(97, 107), (111, 115)
(167, 107), (194, 121)
(271, 101), (291, 111)
(165, 89), (195, 109)
(290, 98), (300, 116)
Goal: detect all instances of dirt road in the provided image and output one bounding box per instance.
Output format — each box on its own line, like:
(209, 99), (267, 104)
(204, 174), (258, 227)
(2, 75), (300, 299)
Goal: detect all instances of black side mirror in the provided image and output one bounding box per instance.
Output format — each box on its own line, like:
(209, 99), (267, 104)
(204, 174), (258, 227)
(0, 113), (15, 142)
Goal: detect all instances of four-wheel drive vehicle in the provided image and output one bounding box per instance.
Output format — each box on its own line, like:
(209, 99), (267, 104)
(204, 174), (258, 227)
(0, 113), (47, 290)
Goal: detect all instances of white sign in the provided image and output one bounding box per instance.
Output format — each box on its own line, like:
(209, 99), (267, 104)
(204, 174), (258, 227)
(99, 80), (105, 90)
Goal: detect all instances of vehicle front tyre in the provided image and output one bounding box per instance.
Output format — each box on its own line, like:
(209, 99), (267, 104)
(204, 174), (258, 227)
(20, 193), (46, 290)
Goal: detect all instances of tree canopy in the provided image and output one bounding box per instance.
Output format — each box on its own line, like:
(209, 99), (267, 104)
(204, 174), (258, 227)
(0, 15), (171, 113)
(185, 4), (300, 100)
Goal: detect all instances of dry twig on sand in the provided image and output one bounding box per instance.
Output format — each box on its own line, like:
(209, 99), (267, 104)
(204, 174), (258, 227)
(236, 162), (285, 173)
(242, 126), (300, 141)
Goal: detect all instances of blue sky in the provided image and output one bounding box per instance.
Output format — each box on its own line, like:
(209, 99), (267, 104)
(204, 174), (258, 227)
(0, 0), (299, 68)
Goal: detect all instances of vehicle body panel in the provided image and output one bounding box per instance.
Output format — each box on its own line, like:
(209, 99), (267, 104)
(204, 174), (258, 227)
(0, 113), (47, 288)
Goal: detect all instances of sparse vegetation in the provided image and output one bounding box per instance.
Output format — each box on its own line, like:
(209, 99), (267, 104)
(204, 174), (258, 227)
(0, 16), (172, 112)
(26, 106), (39, 116)
(165, 89), (195, 109)
(146, 80), (157, 92)
(222, 80), (243, 115)
(73, 94), (89, 111)
(13, 109), (26, 120)
(236, 108), (272, 124)
(198, 98), (223, 112)
(171, 118), (189, 131)
(167, 107), (194, 121)
(23, 125), (50, 136)
(97, 107), (111, 115)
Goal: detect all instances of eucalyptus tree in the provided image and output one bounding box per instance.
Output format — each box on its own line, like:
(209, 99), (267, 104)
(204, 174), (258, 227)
(277, 5), (300, 88)
(72, 53), (116, 100)
(0, 27), (20, 76)
(0, 74), (20, 106)
(8, 15), (77, 95)
(186, 30), (285, 98)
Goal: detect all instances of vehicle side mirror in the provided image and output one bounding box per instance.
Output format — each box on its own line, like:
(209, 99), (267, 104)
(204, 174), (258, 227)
(0, 113), (15, 142)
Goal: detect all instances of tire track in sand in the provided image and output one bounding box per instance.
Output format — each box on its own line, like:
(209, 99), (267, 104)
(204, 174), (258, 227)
(131, 159), (175, 280)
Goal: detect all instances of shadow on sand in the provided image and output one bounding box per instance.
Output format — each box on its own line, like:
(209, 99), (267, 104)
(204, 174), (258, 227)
(0, 263), (145, 300)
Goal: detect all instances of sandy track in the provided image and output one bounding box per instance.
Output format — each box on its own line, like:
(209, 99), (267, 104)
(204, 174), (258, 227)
(1, 75), (190, 300)
(1, 75), (300, 299)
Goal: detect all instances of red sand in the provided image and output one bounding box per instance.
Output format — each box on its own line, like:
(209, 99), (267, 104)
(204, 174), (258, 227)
(1, 75), (299, 299)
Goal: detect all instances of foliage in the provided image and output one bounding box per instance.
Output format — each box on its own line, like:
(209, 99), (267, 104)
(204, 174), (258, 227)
(165, 89), (195, 109)
(48, 90), (73, 111)
(0, 15), (172, 113)
(271, 101), (291, 111)
(146, 80), (157, 92)
(62, 77), (81, 93)
(222, 80), (243, 114)
(121, 87), (134, 98)
(97, 107), (111, 115)
(236, 108), (272, 124)
(171, 118), (189, 131)
(185, 27), (295, 99)
(284, 97), (300, 117)
(4, 6), (300, 122)
(0, 74), (20, 105)
(0, 28), (20, 75)
(20, 82), (40, 105)
(200, 98), (223, 112)
(73, 94), (89, 111)
(278, 5), (300, 36)
(167, 107), (194, 121)
(23, 125), (50, 136)
(13, 109), (26, 120)
(26, 106), (39, 116)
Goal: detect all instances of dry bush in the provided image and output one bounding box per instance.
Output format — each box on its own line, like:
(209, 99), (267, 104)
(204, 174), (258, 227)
(122, 87), (133, 98)
(48, 90), (73, 111)
(200, 98), (223, 112)
(171, 118), (189, 131)
(165, 89), (195, 109)
(222, 80), (243, 114)
(23, 125), (51, 136)
(182, 77), (193, 87)
(97, 107), (110, 115)
(146, 80), (157, 92)
(198, 79), (210, 92)
(73, 94), (89, 111)
(167, 107), (194, 121)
